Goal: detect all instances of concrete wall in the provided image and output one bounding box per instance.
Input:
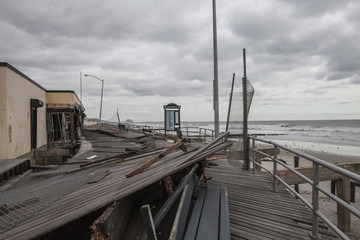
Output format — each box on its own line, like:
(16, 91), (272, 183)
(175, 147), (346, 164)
(0, 65), (47, 159)
(0, 67), (8, 158)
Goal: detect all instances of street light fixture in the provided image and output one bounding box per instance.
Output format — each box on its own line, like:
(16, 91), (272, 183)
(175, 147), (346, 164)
(84, 74), (104, 123)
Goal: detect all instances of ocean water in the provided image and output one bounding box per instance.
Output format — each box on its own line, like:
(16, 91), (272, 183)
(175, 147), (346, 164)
(247, 120), (360, 157)
(139, 119), (360, 157)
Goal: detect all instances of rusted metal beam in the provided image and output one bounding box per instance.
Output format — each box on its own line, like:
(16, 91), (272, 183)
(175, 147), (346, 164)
(163, 176), (173, 196)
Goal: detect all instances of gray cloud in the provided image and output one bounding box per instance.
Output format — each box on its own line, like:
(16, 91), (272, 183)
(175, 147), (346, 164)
(0, 0), (359, 120)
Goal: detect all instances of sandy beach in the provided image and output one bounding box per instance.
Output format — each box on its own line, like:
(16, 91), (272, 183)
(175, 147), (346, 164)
(259, 146), (360, 239)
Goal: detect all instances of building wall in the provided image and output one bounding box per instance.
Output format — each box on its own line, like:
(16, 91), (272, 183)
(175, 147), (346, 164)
(46, 91), (82, 108)
(0, 67), (8, 158)
(0, 65), (47, 159)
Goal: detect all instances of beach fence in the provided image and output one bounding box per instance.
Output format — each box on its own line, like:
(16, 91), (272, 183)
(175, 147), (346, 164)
(248, 136), (360, 240)
(120, 124), (216, 143)
(181, 127), (215, 143)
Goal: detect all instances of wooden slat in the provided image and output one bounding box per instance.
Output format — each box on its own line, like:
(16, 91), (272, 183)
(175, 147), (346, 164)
(204, 159), (339, 240)
(0, 159), (29, 174)
(184, 186), (207, 240)
(196, 185), (220, 240)
(220, 186), (230, 240)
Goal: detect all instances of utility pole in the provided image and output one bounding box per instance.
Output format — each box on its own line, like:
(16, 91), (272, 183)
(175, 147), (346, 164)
(226, 73), (235, 132)
(242, 48), (250, 170)
(212, 0), (220, 137)
(80, 71), (82, 102)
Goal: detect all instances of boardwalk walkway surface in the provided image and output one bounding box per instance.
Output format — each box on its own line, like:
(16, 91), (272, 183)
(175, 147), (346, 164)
(205, 158), (338, 240)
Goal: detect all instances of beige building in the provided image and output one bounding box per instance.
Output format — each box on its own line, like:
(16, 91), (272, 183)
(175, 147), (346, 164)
(46, 90), (84, 145)
(0, 62), (84, 160)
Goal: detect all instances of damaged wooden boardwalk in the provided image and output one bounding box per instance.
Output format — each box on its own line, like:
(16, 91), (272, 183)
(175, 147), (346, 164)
(205, 159), (338, 240)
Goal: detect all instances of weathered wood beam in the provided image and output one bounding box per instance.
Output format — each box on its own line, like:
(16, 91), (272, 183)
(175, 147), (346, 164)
(91, 197), (133, 240)
(336, 178), (351, 232)
(32, 149), (69, 157)
(126, 139), (188, 178)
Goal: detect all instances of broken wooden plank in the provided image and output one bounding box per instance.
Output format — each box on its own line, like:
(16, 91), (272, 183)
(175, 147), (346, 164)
(206, 155), (228, 161)
(91, 197), (133, 240)
(88, 170), (113, 184)
(93, 150), (128, 154)
(126, 139), (188, 178)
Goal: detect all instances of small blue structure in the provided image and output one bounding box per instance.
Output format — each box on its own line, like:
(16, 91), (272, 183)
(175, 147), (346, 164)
(163, 103), (181, 137)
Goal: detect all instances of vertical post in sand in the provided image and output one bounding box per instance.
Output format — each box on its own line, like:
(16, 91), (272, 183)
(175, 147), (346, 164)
(294, 156), (299, 193)
(336, 178), (351, 232)
(117, 108), (121, 125)
(226, 73), (235, 132)
(311, 163), (319, 238)
(212, 0), (219, 137)
(242, 48), (250, 170)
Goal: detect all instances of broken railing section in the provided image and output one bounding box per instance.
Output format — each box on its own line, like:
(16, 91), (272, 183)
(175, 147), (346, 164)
(248, 136), (360, 240)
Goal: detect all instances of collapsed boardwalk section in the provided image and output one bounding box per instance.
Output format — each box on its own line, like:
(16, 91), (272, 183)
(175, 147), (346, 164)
(205, 158), (338, 240)
(0, 130), (231, 240)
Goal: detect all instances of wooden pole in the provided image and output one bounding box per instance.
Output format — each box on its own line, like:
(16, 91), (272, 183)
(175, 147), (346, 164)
(336, 178), (351, 232)
(242, 48), (250, 170)
(226, 73), (235, 132)
(294, 156), (299, 193)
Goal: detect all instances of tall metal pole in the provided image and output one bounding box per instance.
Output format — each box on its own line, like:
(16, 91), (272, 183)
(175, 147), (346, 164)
(117, 108), (121, 125)
(242, 48), (250, 170)
(80, 71), (82, 102)
(226, 73), (235, 132)
(84, 74), (104, 123)
(99, 79), (104, 122)
(212, 0), (220, 137)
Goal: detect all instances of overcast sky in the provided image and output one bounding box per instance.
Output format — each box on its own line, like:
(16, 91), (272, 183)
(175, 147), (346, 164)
(1, 0), (359, 122)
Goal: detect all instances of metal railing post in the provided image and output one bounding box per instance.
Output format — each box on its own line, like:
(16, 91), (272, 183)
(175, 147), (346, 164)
(311, 163), (320, 239)
(252, 138), (256, 174)
(272, 145), (278, 192)
(141, 204), (158, 240)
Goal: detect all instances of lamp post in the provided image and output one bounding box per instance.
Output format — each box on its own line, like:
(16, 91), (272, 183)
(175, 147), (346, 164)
(212, 0), (219, 137)
(84, 74), (104, 123)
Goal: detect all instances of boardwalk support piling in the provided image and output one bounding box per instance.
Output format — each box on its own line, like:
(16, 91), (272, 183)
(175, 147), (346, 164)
(242, 48), (250, 170)
(336, 178), (351, 232)
(252, 138), (256, 174)
(272, 145), (278, 192)
(311, 163), (320, 239)
(294, 155), (300, 193)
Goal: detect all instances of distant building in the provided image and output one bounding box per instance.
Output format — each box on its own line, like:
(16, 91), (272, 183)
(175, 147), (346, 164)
(0, 62), (85, 162)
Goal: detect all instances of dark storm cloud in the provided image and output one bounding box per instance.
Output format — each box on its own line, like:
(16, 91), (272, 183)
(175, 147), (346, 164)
(0, 0), (359, 120)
